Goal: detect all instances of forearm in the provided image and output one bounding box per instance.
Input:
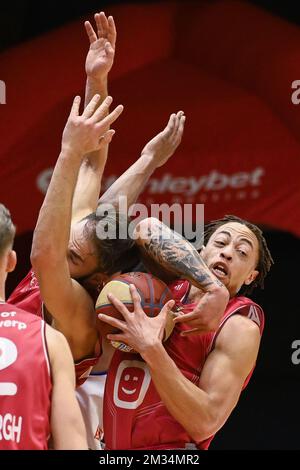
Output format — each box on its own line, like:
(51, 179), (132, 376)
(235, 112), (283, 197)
(72, 77), (109, 220)
(85, 76), (107, 108)
(99, 152), (157, 208)
(142, 343), (215, 441)
(32, 148), (82, 261)
(135, 218), (223, 293)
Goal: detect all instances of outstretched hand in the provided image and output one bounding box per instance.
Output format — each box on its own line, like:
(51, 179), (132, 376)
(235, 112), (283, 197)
(141, 111), (186, 167)
(98, 284), (175, 356)
(85, 12), (116, 82)
(62, 94), (123, 157)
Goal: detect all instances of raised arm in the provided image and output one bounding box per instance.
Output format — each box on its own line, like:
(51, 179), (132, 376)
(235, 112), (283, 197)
(134, 217), (229, 332)
(99, 111), (185, 208)
(72, 12), (117, 222)
(46, 325), (88, 449)
(99, 285), (260, 443)
(31, 95), (123, 358)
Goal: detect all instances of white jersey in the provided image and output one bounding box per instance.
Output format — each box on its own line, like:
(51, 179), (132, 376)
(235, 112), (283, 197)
(76, 372), (107, 450)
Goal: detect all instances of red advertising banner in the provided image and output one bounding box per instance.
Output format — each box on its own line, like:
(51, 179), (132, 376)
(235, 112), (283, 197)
(0, 1), (299, 236)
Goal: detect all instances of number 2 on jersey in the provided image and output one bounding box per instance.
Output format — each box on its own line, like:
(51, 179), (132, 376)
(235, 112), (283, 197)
(0, 337), (18, 396)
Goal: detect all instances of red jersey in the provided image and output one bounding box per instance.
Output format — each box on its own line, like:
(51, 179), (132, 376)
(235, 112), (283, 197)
(0, 302), (51, 450)
(103, 280), (265, 450)
(8, 269), (100, 386)
(8, 269), (43, 318)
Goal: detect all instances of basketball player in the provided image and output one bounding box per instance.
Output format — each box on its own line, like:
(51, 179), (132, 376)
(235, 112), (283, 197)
(8, 12), (228, 448)
(0, 204), (87, 450)
(7, 12), (191, 449)
(98, 215), (273, 449)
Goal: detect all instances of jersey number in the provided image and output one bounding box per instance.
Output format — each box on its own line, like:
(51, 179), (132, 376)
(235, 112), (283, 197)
(0, 337), (18, 396)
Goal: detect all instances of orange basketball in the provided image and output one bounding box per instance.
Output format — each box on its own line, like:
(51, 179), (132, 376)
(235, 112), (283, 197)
(95, 272), (174, 352)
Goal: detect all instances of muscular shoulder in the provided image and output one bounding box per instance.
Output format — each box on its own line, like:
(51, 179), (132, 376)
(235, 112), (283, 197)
(215, 314), (261, 374)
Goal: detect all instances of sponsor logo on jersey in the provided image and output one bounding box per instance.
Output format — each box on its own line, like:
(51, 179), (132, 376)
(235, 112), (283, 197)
(113, 360), (151, 409)
(248, 305), (261, 327)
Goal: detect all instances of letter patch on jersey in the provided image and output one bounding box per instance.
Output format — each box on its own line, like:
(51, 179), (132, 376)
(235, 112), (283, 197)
(113, 360), (151, 410)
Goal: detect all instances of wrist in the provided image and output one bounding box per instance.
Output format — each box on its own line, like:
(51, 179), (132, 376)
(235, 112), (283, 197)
(207, 282), (229, 300)
(140, 152), (159, 172)
(140, 340), (165, 366)
(86, 75), (108, 91)
(60, 145), (83, 160)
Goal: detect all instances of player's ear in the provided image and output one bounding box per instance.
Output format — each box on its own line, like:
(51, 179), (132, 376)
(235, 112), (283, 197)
(6, 249), (17, 273)
(244, 269), (259, 286)
(88, 272), (116, 289)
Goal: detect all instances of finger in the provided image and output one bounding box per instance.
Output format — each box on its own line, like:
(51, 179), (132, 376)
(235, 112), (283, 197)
(159, 299), (175, 317)
(100, 11), (109, 32)
(107, 292), (131, 320)
(173, 310), (203, 323)
(107, 333), (128, 342)
(172, 309), (184, 319)
(161, 113), (176, 139)
(90, 95), (113, 123)
(95, 104), (124, 131)
(94, 13), (103, 37)
(99, 11), (109, 37)
(172, 111), (183, 137)
(70, 96), (81, 117)
(98, 313), (127, 330)
(98, 129), (115, 149)
(107, 16), (117, 48)
(129, 284), (142, 311)
(82, 94), (101, 118)
(177, 114), (186, 139)
(84, 21), (97, 44)
(167, 113), (176, 131)
(105, 41), (115, 58)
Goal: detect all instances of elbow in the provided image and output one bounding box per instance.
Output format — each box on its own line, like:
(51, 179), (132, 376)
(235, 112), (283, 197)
(30, 248), (49, 274)
(188, 405), (220, 443)
(189, 420), (218, 443)
(30, 244), (44, 271)
(30, 239), (61, 273)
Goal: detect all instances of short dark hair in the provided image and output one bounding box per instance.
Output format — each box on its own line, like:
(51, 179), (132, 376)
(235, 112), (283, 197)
(204, 214), (274, 295)
(0, 204), (16, 256)
(82, 210), (139, 275)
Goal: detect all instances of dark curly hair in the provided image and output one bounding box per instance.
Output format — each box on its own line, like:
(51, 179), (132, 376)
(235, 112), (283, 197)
(82, 209), (139, 275)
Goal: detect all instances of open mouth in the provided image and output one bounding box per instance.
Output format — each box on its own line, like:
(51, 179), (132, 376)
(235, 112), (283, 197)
(212, 262), (229, 279)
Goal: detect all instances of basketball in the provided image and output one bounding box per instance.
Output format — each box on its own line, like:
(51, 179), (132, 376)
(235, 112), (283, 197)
(95, 272), (175, 352)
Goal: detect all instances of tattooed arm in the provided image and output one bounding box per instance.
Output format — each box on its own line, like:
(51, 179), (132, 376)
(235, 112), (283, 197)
(134, 217), (229, 333)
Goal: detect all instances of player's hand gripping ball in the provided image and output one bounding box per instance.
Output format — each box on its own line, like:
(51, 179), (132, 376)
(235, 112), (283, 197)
(95, 272), (175, 352)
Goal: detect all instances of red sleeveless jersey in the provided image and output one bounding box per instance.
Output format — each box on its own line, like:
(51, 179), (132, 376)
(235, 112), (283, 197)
(7, 269), (100, 386)
(103, 280), (265, 450)
(8, 269), (43, 318)
(0, 303), (51, 449)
